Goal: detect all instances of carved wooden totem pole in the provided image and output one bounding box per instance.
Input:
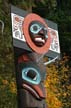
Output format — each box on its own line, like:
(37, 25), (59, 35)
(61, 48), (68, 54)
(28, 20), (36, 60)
(11, 5), (60, 108)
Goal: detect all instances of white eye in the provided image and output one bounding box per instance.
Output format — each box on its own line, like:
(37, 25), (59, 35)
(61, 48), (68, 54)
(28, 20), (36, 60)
(30, 23), (42, 34)
(33, 76), (37, 81)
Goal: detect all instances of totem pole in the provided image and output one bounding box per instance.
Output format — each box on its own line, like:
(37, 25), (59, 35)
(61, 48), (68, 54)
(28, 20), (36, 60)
(11, 5), (60, 108)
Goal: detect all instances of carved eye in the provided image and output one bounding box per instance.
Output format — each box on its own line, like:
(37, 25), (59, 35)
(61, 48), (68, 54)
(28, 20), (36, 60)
(22, 67), (41, 85)
(26, 70), (37, 81)
(30, 23), (42, 34)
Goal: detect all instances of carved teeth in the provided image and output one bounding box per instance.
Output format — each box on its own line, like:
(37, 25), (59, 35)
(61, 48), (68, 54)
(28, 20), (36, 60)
(35, 37), (45, 43)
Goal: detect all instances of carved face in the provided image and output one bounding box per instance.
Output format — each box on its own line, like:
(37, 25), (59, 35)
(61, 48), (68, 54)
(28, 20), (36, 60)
(17, 54), (46, 100)
(22, 13), (51, 54)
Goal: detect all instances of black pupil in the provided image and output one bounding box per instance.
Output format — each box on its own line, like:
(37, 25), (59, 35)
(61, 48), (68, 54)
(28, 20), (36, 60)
(33, 26), (37, 31)
(27, 70), (36, 80)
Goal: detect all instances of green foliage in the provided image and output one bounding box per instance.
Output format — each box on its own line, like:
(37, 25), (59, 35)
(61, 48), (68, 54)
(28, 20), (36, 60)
(33, 0), (71, 55)
(45, 55), (71, 108)
(57, 55), (71, 108)
(0, 74), (17, 108)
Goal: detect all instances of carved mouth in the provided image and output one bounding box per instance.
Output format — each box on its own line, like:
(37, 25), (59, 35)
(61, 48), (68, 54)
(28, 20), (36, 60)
(22, 83), (45, 100)
(31, 31), (46, 47)
(34, 36), (45, 43)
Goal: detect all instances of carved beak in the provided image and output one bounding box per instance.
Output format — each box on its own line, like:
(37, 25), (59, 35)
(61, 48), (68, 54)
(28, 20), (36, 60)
(22, 82), (46, 100)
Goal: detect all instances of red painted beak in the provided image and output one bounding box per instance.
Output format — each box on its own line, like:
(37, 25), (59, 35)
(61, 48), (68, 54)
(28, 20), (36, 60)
(22, 83), (46, 100)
